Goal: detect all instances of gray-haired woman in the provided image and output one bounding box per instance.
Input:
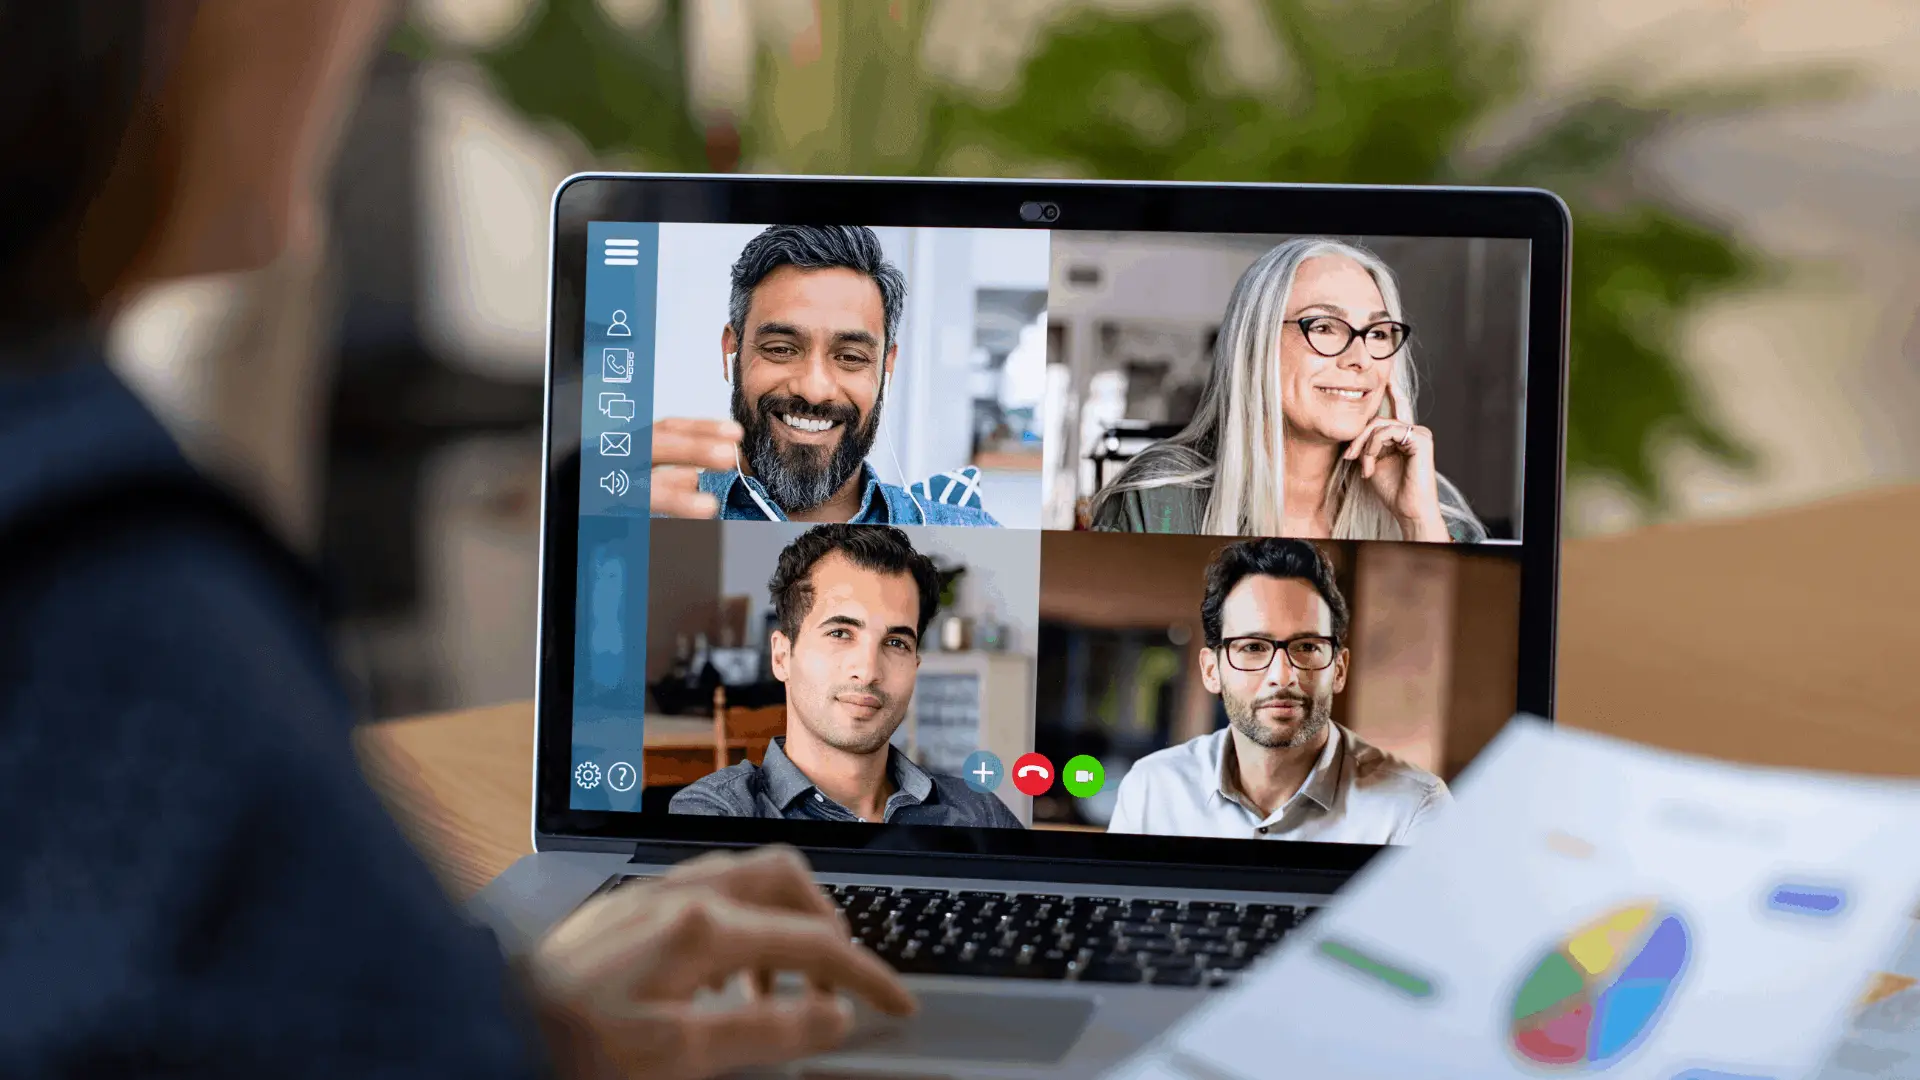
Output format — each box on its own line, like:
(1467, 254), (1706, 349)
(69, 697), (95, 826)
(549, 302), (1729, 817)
(1089, 237), (1486, 542)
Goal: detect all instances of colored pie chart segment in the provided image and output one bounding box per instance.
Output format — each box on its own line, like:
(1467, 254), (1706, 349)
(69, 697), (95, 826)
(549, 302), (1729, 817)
(1510, 901), (1691, 1070)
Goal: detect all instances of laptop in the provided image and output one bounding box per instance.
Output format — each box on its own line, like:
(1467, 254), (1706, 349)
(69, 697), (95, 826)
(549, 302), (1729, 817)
(470, 174), (1570, 1078)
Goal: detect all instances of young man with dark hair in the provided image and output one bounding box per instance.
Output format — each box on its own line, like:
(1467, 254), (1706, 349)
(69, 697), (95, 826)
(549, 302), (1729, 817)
(1109, 538), (1451, 844)
(0, 4), (911, 1077)
(647, 224), (1000, 526)
(673, 525), (1022, 827)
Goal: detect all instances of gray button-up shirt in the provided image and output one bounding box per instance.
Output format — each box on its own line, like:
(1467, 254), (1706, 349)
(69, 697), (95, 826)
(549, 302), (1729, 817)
(669, 737), (1025, 829)
(1108, 723), (1450, 844)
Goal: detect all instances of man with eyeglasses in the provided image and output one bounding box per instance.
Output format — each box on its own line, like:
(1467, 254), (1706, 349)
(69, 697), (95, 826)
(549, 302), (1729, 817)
(1107, 538), (1451, 843)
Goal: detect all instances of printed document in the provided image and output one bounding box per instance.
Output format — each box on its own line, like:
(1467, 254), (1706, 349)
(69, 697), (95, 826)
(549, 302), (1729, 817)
(1111, 718), (1920, 1080)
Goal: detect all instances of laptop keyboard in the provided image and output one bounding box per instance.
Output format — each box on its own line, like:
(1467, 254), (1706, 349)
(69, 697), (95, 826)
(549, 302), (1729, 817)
(825, 884), (1317, 987)
(601, 875), (1318, 987)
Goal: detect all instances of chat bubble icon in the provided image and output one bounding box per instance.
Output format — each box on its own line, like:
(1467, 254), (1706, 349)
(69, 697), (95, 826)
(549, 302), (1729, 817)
(598, 392), (636, 422)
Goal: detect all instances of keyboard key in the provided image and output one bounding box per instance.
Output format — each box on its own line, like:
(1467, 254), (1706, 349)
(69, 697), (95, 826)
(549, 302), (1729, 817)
(1185, 901), (1240, 916)
(900, 887), (951, 898)
(1166, 906), (1219, 926)
(958, 890), (1005, 900)
(1149, 965), (1205, 987)
(1078, 959), (1147, 983)
(1242, 925), (1287, 946)
(1116, 937), (1182, 955)
(1238, 937), (1280, 959)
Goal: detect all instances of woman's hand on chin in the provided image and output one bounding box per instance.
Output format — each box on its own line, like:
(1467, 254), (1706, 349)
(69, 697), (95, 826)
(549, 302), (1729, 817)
(1343, 415), (1450, 542)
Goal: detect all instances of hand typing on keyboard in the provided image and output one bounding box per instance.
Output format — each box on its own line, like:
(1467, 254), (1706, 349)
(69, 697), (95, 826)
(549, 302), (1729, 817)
(823, 885), (1315, 988)
(519, 847), (917, 1080)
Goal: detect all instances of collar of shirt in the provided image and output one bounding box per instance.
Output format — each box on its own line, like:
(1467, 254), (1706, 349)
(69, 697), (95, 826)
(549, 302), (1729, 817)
(1213, 722), (1346, 827)
(758, 736), (935, 822)
(698, 463), (908, 524)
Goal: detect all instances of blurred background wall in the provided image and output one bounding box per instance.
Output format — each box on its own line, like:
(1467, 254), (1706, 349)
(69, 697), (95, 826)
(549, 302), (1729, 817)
(103, 0), (1920, 719)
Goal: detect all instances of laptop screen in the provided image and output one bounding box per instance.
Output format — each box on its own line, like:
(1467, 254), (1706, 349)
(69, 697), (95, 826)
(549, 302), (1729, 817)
(565, 215), (1536, 852)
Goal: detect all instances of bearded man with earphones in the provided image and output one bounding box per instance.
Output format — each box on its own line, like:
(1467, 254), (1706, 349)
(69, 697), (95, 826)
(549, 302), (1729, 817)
(649, 224), (1001, 526)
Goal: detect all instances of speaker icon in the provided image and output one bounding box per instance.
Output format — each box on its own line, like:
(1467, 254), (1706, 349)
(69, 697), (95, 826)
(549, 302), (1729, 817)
(599, 469), (631, 498)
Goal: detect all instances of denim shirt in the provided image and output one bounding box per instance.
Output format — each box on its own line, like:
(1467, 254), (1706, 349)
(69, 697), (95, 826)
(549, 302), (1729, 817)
(695, 463), (999, 526)
(669, 737), (1024, 829)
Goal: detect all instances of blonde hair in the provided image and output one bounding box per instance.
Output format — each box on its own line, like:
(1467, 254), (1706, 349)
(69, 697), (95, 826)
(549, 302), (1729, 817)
(1093, 237), (1477, 539)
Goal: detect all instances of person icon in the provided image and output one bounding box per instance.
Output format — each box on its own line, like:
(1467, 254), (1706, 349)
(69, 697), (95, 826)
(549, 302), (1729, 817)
(607, 309), (632, 337)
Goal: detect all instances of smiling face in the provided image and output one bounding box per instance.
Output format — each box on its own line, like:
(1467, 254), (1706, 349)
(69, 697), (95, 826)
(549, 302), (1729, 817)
(1278, 254), (1398, 444)
(1199, 574), (1348, 751)
(725, 265), (895, 513)
(771, 551), (922, 756)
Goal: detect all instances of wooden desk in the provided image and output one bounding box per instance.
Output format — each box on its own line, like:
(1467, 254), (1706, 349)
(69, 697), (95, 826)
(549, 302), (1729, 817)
(356, 485), (1920, 901)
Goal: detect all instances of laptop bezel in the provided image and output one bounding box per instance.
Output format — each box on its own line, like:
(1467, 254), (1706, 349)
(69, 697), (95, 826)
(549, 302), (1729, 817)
(532, 173), (1569, 888)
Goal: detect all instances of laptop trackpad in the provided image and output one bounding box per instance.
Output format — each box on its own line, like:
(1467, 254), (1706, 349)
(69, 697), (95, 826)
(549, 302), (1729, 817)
(839, 989), (1096, 1063)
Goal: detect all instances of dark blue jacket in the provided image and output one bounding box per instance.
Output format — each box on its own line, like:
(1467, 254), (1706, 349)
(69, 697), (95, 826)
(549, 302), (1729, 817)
(0, 339), (545, 1077)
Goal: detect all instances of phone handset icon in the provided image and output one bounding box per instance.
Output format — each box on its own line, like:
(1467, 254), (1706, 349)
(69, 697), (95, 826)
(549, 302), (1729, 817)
(1011, 753), (1055, 796)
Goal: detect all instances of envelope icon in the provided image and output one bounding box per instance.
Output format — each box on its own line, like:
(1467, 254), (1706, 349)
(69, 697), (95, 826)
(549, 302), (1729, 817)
(599, 431), (632, 457)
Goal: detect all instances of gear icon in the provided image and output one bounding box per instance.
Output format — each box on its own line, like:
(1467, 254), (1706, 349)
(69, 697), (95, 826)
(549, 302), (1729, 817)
(573, 761), (603, 789)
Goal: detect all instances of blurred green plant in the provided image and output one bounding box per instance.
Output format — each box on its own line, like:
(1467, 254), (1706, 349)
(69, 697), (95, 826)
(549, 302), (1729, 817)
(432, 0), (1850, 513)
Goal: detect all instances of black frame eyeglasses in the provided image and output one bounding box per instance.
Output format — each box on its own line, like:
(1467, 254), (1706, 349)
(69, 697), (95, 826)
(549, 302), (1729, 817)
(1291, 316), (1412, 360)
(1215, 635), (1341, 672)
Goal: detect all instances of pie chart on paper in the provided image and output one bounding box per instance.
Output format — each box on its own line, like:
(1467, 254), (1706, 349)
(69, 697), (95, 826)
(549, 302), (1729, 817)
(1509, 900), (1692, 1070)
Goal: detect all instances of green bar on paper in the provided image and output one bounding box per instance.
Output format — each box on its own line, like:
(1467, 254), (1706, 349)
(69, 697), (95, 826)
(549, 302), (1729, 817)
(1316, 939), (1435, 998)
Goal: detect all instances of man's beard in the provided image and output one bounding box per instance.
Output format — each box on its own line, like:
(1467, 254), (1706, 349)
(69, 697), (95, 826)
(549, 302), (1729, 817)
(732, 366), (883, 514)
(1224, 688), (1332, 750)
(800, 682), (905, 756)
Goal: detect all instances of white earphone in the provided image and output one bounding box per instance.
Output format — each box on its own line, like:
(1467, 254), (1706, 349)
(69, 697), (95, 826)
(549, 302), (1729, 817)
(876, 366), (929, 523)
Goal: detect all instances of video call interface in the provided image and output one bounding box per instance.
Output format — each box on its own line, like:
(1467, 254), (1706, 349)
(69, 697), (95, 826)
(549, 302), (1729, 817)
(569, 220), (1534, 849)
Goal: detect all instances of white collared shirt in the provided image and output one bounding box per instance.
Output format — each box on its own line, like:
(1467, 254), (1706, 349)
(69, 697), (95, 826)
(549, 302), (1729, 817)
(1107, 723), (1451, 845)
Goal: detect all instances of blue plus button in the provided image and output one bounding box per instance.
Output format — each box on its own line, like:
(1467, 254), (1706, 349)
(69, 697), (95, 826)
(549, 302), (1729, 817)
(961, 750), (1004, 794)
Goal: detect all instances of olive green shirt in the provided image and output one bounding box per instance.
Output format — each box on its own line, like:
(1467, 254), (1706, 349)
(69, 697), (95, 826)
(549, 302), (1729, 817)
(1089, 481), (1489, 542)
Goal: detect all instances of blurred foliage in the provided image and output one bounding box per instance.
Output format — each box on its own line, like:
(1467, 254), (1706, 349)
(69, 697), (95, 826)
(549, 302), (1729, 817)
(434, 0), (1853, 511)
